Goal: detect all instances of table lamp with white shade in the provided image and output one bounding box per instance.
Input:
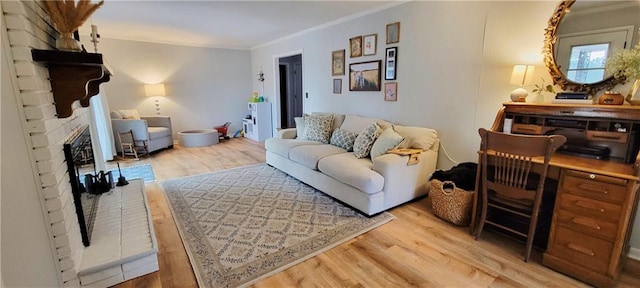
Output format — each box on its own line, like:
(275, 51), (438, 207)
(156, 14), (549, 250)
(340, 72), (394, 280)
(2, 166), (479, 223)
(510, 65), (535, 102)
(144, 83), (166, 115)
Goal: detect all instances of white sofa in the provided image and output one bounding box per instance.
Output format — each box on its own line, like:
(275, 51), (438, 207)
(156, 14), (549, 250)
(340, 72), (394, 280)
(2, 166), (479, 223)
(265, 113), (439, 216)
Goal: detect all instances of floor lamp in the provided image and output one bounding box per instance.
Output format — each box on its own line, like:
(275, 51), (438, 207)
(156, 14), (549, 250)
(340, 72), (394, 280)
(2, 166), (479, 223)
(144, 83), (166, 115)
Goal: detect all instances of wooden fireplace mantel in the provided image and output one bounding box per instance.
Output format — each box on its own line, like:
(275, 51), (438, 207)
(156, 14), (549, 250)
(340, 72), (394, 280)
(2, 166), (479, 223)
(31, 49), (112, 118)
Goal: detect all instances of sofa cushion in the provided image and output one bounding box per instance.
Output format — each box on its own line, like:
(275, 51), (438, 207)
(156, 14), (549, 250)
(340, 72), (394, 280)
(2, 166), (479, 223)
(330, 128), (358, 151)
(318, 153), (384, 194)
(353, 123), (380, 158)
(370, 127), (404, 158)
(148, 127), (171, 140)
(340, 114), (393, 133)
(289, 144), (346, 170)
(265, 138), (322, 159)
(301, 114), (334, 143)
(395, 125), (438, 150)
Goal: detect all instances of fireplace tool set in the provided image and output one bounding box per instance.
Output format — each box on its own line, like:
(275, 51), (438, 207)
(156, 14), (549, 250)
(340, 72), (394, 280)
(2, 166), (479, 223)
(80, 163), (128, 194)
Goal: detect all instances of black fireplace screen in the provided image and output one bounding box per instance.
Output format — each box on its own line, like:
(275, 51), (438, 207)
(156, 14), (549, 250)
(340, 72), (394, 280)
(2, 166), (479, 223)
(63, 125), (99, 246)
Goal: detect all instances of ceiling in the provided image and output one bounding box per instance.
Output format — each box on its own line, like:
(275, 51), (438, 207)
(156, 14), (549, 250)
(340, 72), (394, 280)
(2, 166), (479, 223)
(79, 0), (398, 50)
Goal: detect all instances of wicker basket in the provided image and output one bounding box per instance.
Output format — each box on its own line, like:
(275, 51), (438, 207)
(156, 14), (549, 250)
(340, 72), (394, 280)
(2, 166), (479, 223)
(430, 179), (475, 226)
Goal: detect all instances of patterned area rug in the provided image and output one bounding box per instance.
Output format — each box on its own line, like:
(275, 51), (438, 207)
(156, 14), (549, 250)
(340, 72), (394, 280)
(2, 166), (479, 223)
(109, 164), (155, 183)
(162, 164), (395, 288)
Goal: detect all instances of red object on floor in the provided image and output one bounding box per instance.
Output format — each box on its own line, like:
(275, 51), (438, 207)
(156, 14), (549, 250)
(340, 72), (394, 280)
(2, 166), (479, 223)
(214, 122), (231, 140)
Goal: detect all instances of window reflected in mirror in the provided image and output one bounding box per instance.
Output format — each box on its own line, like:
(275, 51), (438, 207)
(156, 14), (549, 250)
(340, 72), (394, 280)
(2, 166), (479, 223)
(567, 43), (609, 83)
(556, 26), (631, 84)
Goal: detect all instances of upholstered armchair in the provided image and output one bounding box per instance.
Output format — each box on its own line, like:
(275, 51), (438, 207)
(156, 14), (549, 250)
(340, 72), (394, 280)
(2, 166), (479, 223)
(110, 110), (174, 155)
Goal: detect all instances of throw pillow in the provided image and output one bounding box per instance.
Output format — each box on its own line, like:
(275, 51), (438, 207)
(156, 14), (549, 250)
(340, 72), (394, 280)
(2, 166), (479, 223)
(330, 128), (358, 151)
(110, 111), (123, 119)
(377, 120), (393, 130)
(294, 116), (305, 139)
(395, 125), (438, 150)
(312, 112), (346, 132)
(118, 109), (141, 120)
(301, 114), (334, 143)
(370, 127), (405, 158)
(340, 114), (380, 134)
(353, 123), (380, 158)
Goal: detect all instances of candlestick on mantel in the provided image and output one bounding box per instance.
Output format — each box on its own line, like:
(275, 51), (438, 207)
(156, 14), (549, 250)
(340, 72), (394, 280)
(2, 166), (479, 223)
(90, 24), (99, 53)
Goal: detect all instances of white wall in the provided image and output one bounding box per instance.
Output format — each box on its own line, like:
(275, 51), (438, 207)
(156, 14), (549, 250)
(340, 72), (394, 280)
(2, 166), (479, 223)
(85, 38), (252, 138)
(250, 1), (640, 258)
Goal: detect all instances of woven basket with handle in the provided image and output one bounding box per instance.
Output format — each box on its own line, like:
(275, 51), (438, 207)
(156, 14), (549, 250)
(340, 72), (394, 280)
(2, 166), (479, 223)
(430, 179), (475, 226)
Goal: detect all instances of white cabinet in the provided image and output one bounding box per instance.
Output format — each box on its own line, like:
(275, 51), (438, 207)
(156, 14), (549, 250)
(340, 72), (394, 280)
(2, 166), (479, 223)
(243, 102), (272, 141)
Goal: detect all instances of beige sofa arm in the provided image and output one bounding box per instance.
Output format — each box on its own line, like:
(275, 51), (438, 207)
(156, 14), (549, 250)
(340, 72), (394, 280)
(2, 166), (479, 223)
(372, 150), (437, 195)
(142, 116), (172, 129)
(277, 128), (297, 139)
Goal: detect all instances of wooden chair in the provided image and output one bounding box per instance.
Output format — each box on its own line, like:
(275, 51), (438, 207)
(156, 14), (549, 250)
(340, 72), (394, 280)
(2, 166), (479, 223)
(475, 128), (566, 262)
(117, 130), (148, 159)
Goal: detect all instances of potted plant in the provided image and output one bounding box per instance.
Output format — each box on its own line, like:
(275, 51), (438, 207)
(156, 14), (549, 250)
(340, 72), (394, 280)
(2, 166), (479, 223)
(605, 44), (640, 104)
(531, 78), (556, 103)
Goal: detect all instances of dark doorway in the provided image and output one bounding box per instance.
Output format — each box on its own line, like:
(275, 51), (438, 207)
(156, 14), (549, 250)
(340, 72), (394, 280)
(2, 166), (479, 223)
(278, 54), (303, 128)
(279, 64), (288, 127)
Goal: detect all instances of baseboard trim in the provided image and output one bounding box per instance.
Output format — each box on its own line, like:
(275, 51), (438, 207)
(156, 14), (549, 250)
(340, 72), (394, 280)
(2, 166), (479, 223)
(625, 248), (640, 275)
(629, 247), (640, 261)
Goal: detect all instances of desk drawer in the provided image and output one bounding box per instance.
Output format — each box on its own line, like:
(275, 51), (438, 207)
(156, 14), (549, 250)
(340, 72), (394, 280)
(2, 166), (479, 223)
(562, 171), (628, 204)
(549, 226), (613, 274)
(586, 131), (628, 143)
(558, 193), (622, 223)
(512, 123), (543, 135)
(555, 209), (617, 242)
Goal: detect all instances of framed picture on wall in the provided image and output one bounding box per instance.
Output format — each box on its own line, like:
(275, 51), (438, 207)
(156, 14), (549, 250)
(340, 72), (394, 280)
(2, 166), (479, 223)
(363, 34), (377, 56)
(385, 82), (398, 101)
(349, 36), (362, 58)
(386, 22), (400, 44)
(332, 49), (345, 76)
(385, 47), (397, 80)
(333, 79), (342, 94)
(349, 60), (381, 91)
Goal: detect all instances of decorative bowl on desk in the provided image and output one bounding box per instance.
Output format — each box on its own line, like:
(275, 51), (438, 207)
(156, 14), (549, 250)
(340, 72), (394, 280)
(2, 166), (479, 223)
(598, 92), (624, 105)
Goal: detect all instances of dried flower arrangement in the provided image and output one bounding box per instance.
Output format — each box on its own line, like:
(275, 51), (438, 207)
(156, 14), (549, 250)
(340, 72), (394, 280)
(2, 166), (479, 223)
(44, 0), (104, 51)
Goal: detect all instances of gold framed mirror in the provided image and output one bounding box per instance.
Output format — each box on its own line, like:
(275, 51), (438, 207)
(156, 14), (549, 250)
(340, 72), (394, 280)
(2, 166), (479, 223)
(543, 0), (640, 95)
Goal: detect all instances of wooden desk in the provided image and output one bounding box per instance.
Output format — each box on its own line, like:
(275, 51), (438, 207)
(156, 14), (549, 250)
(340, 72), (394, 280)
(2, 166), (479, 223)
(472, 103), (640, 287)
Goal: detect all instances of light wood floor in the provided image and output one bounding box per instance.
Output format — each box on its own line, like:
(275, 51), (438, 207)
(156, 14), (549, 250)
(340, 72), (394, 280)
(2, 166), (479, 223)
(111, 137), (640, 288)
